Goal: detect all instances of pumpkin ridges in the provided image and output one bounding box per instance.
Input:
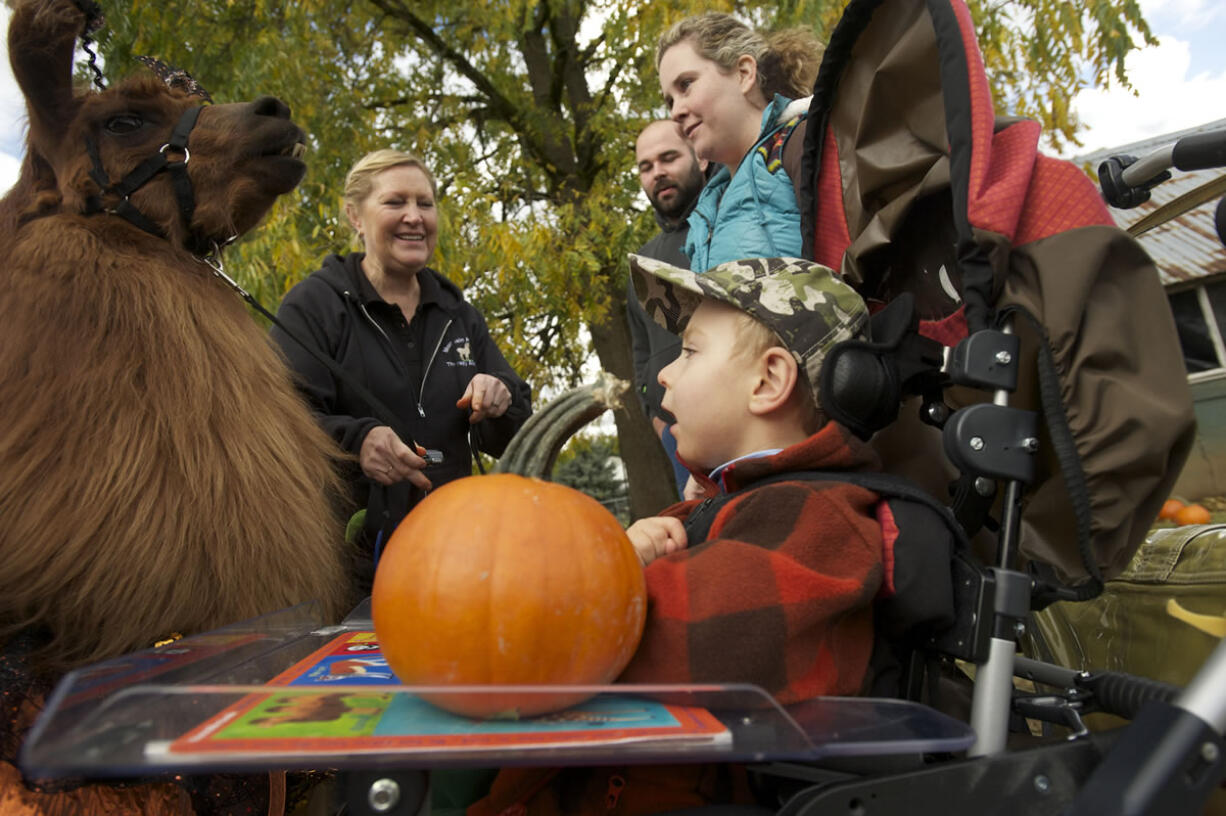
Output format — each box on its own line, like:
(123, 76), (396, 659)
(376, 481), (497, 683)
(373, 472), (646, 718)
(563, 494), (617, 679)
(489, 496), (545, 681)
(578, 486), (645, 679)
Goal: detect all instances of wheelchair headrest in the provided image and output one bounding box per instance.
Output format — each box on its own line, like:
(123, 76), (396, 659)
(820, 293), (945, 440)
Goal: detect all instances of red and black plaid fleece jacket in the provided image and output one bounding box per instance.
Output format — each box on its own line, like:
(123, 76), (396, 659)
(618, 422), (884, 704)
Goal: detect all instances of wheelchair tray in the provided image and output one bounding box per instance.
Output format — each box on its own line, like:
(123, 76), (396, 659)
(20, 601), (975, 778)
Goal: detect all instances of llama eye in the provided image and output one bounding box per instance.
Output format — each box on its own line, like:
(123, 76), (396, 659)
(104, 114), (145, 135)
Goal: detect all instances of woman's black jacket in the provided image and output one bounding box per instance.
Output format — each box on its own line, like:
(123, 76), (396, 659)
(270, 253), (532, 532)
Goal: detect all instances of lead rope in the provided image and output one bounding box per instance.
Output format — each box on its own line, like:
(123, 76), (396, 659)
(70, 0), (107, 90)
(201, 245), (424, 556)
(199, 242), (419, 451)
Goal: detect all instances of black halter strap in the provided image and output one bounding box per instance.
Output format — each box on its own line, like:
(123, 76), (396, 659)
(83, 105), (207, 253)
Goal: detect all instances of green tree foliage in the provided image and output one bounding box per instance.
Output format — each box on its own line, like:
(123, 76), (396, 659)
(971, 0), (1155, 152)
(552, 433), (628, 524)
(93, 0), (1151, 517)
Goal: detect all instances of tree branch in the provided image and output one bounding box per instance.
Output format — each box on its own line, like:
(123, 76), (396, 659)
(364, 0), (520, 126)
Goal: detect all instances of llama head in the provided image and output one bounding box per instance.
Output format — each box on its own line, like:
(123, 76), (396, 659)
(9, 0), (308, 252)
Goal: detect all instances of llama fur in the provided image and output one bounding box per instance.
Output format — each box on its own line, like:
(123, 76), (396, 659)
(0, 0), (350, 671)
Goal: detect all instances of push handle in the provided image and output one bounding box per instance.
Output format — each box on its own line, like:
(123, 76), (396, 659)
(1172, 130), (1226, 172)
(1104, 128), (1226, 208)
(1080, 671), (1180, 721)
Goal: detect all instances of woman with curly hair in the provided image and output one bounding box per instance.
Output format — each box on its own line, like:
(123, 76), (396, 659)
(656, 12), (823, 272)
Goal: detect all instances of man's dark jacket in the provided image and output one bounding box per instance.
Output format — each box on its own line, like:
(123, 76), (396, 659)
(627, 207), (693, 424)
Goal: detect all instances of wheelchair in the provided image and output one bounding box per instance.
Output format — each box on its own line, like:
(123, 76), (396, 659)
(740, 292), (1226, 816)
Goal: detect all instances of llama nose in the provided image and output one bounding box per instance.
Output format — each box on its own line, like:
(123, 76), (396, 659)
(252, 95), (292, 120)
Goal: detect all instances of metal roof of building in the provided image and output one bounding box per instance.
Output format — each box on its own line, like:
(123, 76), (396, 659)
(1076, 119), (1226, 286)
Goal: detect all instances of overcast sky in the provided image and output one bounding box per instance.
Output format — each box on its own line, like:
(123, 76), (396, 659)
(1, 1), (1224, 192)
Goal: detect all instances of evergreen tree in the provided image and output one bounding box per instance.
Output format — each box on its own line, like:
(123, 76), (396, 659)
(553, 434), (628, 524)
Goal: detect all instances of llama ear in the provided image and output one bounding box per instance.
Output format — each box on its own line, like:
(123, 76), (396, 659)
(8, 0), (91, 141)
(15, 150), (64, 223)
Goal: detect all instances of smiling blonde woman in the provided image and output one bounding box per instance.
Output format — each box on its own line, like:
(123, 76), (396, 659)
(271, 149), (533, 592)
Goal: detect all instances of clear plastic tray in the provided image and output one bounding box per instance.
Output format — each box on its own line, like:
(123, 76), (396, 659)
(20, 601), (974, 778)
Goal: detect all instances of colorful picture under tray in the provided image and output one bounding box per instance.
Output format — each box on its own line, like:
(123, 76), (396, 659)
(157, 631), (730, 758)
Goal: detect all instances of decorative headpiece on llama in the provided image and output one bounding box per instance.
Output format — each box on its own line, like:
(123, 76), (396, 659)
(134, 55), (214, 102)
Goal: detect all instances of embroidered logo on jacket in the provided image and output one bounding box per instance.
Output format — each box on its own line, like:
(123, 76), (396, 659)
(444, 337), (475, 366)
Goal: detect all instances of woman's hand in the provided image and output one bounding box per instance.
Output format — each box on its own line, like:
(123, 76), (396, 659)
(456, 373), (512, 424)
(360, 426), (433, 490)
(626, 516), (688, 566)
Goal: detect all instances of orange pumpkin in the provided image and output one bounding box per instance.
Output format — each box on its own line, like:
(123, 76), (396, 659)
(371, 473), (646, 718)
(1174, 503), (1212, 526)
(1159, 499), (1186, 521)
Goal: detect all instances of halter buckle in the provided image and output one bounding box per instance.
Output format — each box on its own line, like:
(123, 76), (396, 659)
(199, 238), (250, 299)
(103, 195), (130, 215)
(159, 143), (190, 165)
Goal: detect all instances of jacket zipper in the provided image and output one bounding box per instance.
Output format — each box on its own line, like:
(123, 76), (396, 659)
(418, 318), (453, 418)
(351, 295), (405, 372)
(698, 108), (795, 264)
(348, 291), (451, 419)
(687, 496), (715, 535)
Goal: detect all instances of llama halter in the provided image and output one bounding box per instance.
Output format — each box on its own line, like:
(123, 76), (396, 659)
(70, 3), (215, 253)
(81, 103), (210, 255)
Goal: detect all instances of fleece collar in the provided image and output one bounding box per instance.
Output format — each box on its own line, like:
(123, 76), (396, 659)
(715, 422), (881, 494)
(347, 255), (447, 314)
(707, 449), (783, 492)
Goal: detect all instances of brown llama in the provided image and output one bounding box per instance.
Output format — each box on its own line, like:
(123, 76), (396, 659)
(0, 0), (351, 677)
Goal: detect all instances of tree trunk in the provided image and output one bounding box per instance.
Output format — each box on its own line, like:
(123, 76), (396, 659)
(587, 285), (682, 520)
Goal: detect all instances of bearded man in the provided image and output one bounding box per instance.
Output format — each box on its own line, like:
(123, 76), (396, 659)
(627, 120), (708, 499)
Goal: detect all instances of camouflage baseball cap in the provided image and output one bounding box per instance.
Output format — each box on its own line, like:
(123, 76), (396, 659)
(629, 254), (868, 409)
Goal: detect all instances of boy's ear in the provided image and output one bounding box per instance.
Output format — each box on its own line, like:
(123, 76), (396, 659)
(747, 347), (800, 416)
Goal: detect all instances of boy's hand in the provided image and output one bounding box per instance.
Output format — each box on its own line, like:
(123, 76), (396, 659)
(627, 516), (687, 565)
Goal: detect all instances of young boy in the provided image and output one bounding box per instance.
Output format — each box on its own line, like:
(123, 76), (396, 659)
(467, 256), (885, 816)
(619, 253), (885, 704)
